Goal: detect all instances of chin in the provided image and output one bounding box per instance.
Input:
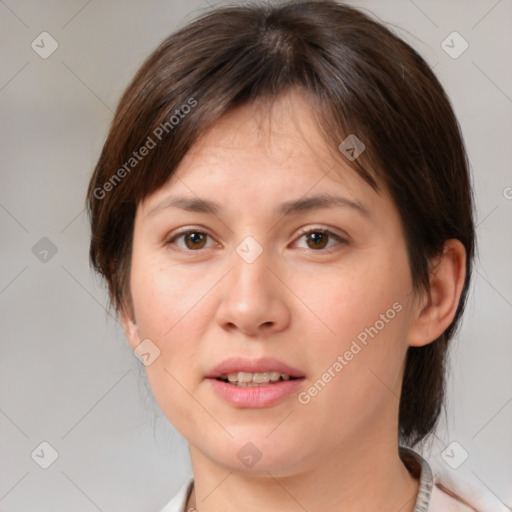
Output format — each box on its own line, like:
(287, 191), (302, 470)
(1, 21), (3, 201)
(198, 434), (307, 476)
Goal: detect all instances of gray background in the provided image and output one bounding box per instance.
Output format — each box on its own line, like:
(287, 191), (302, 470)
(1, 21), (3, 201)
(1, 1), (511, 511)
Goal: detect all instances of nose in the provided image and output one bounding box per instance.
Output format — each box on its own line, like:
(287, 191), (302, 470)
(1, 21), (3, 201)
(215, 246), (291, 337)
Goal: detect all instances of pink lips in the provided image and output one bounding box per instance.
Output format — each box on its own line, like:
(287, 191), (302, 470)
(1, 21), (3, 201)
(205, 356), (306, 408)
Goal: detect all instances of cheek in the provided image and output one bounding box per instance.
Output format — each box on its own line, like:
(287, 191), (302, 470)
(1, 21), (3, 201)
(298, 249), (411, 349)
(130, 246), (205, 341)
(129, 247), (225, 396)
(129, 253), (207, 432)
(297, 248), (412, 405)
(128, 246), (197, 386)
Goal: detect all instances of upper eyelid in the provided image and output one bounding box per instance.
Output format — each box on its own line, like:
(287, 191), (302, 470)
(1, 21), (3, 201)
(295, 225), (348, 239)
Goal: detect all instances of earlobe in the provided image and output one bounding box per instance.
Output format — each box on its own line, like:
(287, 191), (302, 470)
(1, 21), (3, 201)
(120, 310), (141, 351)
(408, 239), (467, 347)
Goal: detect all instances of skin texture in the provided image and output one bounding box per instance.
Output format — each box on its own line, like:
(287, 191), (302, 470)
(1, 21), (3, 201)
(122, 89), (466, 512)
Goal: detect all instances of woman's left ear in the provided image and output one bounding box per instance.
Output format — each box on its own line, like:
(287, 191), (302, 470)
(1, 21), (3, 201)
(408, 239), (467, 347)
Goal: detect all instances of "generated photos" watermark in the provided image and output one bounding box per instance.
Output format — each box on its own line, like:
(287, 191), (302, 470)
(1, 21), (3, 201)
(298, 301), (403, 405)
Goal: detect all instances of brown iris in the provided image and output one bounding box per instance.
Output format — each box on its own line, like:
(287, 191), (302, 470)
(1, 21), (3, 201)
(306, 232), (329, 250)
(184, 232), (207, 250)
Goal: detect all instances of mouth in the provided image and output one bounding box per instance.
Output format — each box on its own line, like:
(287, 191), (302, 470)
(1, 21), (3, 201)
(206, 356), (305, 383)
(215, 371), (300, 387)
(206, 357), (305, 406)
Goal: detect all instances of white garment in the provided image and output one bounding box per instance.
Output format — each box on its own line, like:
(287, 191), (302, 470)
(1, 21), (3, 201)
(159, 478), (192, 512)
(158, 447), (505, 512)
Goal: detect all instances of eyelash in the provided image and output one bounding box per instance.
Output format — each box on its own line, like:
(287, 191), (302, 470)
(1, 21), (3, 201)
(165, 227), (348, 254)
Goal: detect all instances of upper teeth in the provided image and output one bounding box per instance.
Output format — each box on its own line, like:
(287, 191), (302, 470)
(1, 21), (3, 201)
(221, 371), (291, 383)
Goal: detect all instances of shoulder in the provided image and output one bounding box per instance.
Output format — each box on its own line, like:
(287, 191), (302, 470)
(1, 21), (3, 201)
(158, 477), (194, 512)
(429, 459), (508, 512)
(430, 472), (510, 512)
(429, 482), (478, 511)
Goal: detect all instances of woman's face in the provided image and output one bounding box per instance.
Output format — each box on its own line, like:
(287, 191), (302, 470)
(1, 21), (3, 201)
(124, 90), (420, 475)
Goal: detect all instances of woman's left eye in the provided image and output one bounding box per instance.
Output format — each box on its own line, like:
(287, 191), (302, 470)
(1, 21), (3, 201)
(293, 228), (347, 252)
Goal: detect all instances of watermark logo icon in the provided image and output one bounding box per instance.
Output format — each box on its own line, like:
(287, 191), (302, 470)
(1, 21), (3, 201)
(32, 237), (58, 263)
(441, 441), (469, 469)
(237, 442), (263, 468)
(236, 236), (263, 264)
(441, 32), (468, 59)
(133, 338), (161, 366)
(31, 441), (59, 469)
(31, 32), (59, 59)
(338, 134), (365, 161)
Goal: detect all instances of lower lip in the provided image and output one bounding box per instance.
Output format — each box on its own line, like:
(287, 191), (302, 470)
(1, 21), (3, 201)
(207, 378), (305, 408)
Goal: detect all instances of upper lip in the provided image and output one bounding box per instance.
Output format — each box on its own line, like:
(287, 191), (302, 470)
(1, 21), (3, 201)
(206, 357), (305, 378)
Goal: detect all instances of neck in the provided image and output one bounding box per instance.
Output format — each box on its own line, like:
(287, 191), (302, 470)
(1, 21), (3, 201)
(186, 435), (419, 512)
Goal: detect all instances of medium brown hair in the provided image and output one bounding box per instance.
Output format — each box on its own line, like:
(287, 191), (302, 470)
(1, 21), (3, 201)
(86, 0), (475, 447)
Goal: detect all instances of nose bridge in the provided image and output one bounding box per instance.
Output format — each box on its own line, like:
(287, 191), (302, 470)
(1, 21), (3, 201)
(215, 236), (289, 335)
(230, 237), (273, 306)
(223, 231), (268, 284)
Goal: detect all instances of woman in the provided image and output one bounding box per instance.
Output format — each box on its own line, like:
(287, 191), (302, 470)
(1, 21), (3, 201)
(86, 1), (492, 510)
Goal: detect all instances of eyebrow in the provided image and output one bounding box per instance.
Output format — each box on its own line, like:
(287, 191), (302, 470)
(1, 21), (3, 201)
(148, 193), (370, 218)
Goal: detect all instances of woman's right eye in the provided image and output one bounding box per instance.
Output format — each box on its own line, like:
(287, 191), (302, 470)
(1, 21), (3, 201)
(166, 230), (216, 251)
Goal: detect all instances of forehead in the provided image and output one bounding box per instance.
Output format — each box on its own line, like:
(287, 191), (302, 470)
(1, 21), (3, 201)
(137, 89), (399, 229)
(184, 92), (335, 177)
(143, 91), (377, 206)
